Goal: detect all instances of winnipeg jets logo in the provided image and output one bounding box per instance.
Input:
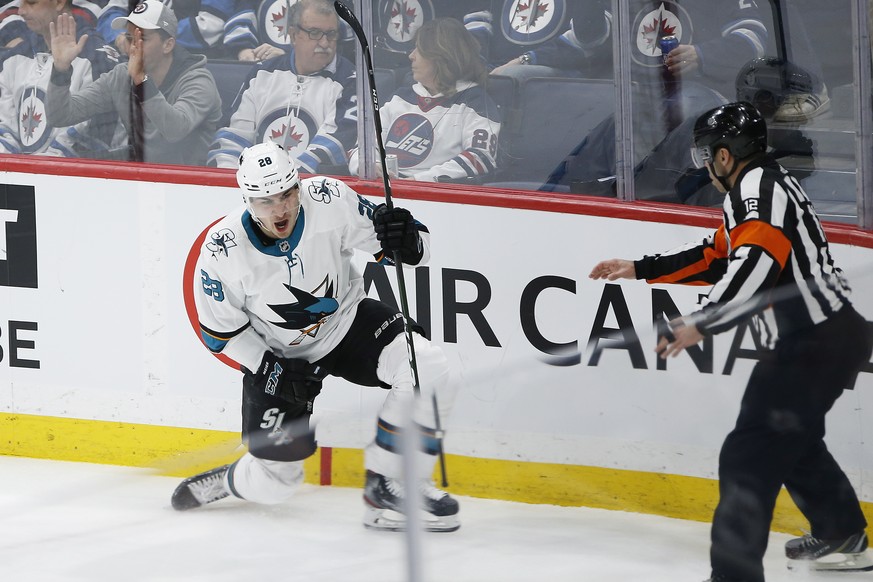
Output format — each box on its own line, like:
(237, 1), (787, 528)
(259, 108), (316, 159)
(270, 6), (291, 40)
(638, 3), (681, 56)
(632, 2), (691, 67)
(270, 123), (304, 150)
(21, 104), (42, 141)
(386, 113), (433, 167)
(18, 87), (49, 151)
(502, 0), (566, 46)
(510, 0), (550, 33)
(258, 0), (297, 48)
(389, 0), (419, 41)
(206, 229), (237, 257)
(267, 276), (339, 345)
(381, 0), (433, 51)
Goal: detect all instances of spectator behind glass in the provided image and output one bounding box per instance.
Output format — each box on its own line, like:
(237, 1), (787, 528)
(465, 0), (612, 80)
(0, 0), (118, 156)
(208, 0), (356, 174)
(97, 0), (234, 58)
(349, 17), (501, 183)
(45, 0), (222, 164)
(0, 0), (104, 52)
(223, 0), (294, 61)
(545, 0), (771, 204)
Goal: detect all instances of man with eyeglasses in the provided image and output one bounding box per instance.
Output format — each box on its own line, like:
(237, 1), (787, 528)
(590, 102), (873, 582)
(223, 0), (349, 62)
(208, 0), (357, 175)
(44, 0), (222, 165)
(0, 0), (118, 156)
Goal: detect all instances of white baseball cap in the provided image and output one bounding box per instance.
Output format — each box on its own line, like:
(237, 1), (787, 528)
(111, 0), (178, 37)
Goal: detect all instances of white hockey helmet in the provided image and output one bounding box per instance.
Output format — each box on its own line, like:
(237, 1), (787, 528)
(236, 140), (300, 201)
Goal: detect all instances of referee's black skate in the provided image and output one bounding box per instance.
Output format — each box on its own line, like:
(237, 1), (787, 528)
(785, 531), (873, 572)
(363, 470), (460, 532)
(171, 465), (231, 511)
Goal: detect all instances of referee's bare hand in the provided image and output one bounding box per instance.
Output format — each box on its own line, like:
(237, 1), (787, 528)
(589, 259), (635, 281)
(655, 319), (704, 359)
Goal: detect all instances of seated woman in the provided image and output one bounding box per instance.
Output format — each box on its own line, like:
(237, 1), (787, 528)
(350, 17), (501, 183)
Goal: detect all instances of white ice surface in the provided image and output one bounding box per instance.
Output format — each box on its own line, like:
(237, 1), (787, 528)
(0, 455), (870, 582)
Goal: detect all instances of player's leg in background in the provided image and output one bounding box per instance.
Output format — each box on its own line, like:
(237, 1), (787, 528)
(366, 331), (456, 483)
(364, 330), (460, 531)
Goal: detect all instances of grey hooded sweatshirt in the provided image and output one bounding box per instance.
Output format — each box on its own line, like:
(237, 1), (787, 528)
(46, 45), (222, 166)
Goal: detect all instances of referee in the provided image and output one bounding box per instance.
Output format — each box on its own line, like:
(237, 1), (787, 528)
(589, 102), (873, 582)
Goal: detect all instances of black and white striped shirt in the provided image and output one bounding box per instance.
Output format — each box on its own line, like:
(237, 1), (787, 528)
(634, 155), (852, 347)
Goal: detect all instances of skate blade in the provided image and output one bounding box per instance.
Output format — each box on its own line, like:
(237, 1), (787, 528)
(787, 551), (873, 573)
(363, 507), (460, 533)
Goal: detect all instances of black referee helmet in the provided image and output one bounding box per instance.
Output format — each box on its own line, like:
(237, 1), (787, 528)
(691, 102), (768, 169)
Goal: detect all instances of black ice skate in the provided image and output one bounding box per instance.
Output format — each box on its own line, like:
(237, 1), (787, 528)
(363, 470), (460, 532)
(171, 465), (232, 511)
(785, 531), (873, 572)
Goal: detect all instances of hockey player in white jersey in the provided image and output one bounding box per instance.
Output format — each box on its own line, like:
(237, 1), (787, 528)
(171, 140), (459, 532)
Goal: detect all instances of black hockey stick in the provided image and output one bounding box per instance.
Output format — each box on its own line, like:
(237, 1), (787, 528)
(334, 0), (449, 487)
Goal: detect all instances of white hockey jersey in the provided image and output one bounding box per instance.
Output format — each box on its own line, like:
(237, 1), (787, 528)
(207, 51), (358, 174)
(0, 19), (117, 155)
(194, 176), (431, 373)
(349, 81), (501, 182)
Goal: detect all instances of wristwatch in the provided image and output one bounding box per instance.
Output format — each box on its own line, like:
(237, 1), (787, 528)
(138, 74), (149, 86)
(519, 52), (532, 65)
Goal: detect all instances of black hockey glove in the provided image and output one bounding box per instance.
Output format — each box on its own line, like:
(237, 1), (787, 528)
(373, 204), (424, 264)
(254, 352), (327, 405)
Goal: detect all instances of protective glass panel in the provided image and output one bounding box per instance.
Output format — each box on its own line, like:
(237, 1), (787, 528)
(2, 0), (870, 225)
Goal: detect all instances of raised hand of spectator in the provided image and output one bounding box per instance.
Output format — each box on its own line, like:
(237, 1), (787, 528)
(49, 13), (88, 72)
(127, 28), (146, 85)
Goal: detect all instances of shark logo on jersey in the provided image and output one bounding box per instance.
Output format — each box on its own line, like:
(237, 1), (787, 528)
(306, 179), (339, 204)
(258, 108), (317, 159)
(386, 112), (433, 168)
(268, 276), (339, 345)
(206, 229), (238, 258)
(379, 0), (434, 52)
(501, 0), (567, 46)
(632, 2), (692, 68)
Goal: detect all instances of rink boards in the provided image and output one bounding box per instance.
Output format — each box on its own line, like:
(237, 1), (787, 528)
(1, 159), (872, 533)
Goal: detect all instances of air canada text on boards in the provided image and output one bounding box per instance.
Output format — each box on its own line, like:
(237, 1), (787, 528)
(362, 265), (873, 376)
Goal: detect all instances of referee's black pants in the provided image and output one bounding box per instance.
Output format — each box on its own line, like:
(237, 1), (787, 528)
(710, 306), (872, 582)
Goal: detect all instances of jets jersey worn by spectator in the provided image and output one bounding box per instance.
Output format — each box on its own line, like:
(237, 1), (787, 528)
(547, 0), (769, 200)
(207, 49), (357, 173)
(97, 0), (234, 57)
(464, 0), (610, 73)
(0, 12), (117, 155)
(0, 0), (106, 51)
(348, 80), (501, 182)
